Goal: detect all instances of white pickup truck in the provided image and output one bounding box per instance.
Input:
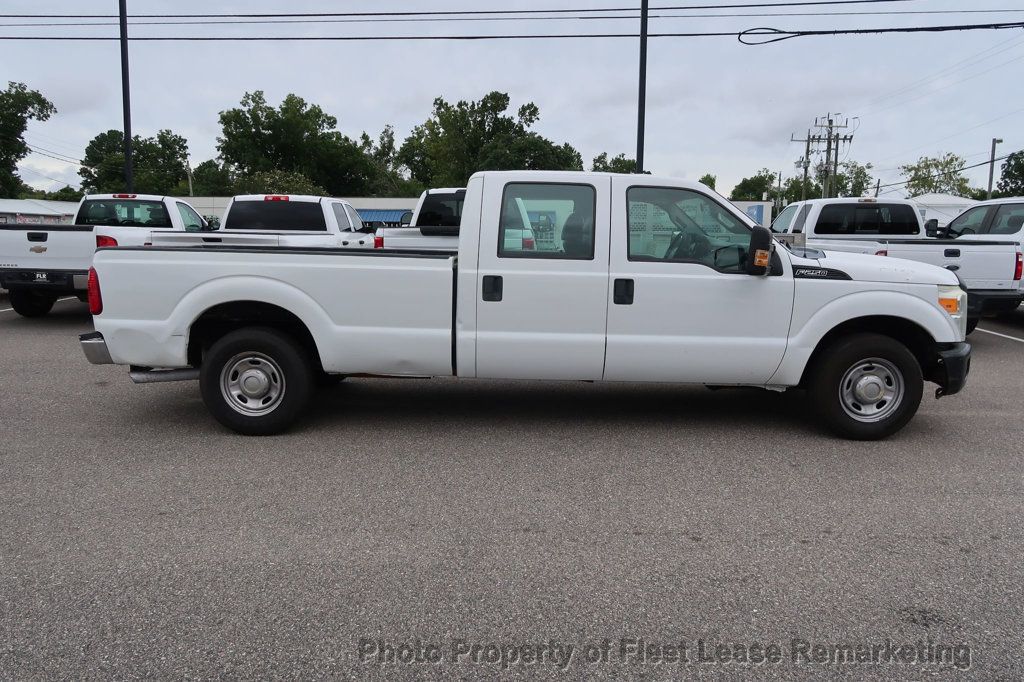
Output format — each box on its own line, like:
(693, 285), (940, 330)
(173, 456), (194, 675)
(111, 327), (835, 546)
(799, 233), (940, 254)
(81, 171), (971, 440)
(0, 193), (208, 317)
(771, 197), (1022, 332)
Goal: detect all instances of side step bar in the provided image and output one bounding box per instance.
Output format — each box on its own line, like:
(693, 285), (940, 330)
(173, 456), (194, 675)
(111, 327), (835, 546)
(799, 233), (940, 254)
(129, 366), (200, 384)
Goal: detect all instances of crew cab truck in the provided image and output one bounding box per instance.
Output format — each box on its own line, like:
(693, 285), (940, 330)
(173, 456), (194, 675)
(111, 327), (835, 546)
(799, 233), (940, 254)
(81, 171), (971, 440)
(771, 197), (1022, 332)
(0, 193), (207, 317)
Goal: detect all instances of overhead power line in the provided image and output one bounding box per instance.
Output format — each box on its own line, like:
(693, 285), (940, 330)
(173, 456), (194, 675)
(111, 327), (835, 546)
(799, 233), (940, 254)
(875, 151), (1020, 191)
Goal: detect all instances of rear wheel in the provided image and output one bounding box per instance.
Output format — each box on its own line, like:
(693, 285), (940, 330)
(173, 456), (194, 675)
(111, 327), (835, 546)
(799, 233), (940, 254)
(199, 327), (314, 435)
(9, 290), (55, 318)
(808, 333), (923, 440)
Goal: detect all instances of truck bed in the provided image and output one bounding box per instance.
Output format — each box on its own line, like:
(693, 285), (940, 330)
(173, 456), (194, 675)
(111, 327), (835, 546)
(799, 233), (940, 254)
(92, 244), (458, 376)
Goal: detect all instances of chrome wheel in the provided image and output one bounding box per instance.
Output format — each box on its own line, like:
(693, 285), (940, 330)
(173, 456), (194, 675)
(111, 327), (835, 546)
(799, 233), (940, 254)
(220, 352), (286, 416)
(839, 357), (903, 423)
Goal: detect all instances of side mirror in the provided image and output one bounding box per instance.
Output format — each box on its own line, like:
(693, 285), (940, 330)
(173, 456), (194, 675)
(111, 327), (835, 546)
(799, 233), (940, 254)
(747, 225), (773, 276)
(924, 218), (941, 238)
(400, 211), (413, 227)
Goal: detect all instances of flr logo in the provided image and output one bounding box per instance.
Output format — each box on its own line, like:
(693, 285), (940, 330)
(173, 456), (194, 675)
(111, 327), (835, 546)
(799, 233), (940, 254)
(29, 246), (47, 253)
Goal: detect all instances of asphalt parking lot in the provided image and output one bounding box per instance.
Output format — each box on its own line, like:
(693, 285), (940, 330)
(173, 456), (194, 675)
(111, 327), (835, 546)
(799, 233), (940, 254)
(2, 296), (1022, 678)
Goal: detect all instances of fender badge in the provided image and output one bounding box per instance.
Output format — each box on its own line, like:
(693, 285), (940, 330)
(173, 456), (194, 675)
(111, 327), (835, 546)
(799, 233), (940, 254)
(29, 245), (47, 254)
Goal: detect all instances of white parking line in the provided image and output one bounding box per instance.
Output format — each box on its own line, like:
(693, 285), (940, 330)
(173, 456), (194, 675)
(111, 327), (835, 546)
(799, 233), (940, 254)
(0, 296), (77, 314)
(976, 328), (1024, 343)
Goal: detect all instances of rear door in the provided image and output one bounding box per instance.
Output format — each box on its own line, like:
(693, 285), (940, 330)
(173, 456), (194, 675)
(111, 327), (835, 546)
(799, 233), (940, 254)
(473, 176), (611, 380)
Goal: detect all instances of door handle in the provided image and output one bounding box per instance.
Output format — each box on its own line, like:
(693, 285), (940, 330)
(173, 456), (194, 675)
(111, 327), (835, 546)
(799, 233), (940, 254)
(482, 275), (503, 302)
(613, 278), (634, 305)
(202, 237), (222, 243)
(27, 232), (47, 242)
(945, 265), (960, 272)
(944, 249), (960, 257)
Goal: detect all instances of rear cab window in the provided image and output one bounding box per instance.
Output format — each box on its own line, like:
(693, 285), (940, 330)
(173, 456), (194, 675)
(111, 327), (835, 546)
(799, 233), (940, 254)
(223, 200), (327, 231)
(417, 192), (465, 227)
(76, 199), (172, 228)
(815, 203), (919, 236)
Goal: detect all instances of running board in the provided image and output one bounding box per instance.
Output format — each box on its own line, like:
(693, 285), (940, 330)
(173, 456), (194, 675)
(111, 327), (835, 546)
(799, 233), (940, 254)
(129, 366), (200, 384)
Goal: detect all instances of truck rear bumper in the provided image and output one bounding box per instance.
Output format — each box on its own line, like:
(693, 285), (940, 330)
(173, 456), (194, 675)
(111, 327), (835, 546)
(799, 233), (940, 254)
(0, 269), (88, 293)
(80, 331), (113, 365)
(929, 342), (971, 398)
(967, 289), (1022, 318)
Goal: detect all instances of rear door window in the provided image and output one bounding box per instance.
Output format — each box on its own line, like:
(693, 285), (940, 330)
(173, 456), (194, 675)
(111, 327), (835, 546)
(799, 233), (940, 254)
(816, 203), (919, 236)
(224, 201), (327, 231)
(76, 199), (172, 228)
(985, 203), (1024, 235)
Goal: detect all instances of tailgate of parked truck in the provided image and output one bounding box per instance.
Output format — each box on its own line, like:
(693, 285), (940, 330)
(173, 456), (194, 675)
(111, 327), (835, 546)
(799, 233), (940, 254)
(0, 224), (95, 272)
(879, 238), (1020, 291)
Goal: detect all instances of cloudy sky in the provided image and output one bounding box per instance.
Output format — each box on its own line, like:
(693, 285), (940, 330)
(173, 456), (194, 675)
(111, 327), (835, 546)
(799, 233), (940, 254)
(5, 0), (1023, 197)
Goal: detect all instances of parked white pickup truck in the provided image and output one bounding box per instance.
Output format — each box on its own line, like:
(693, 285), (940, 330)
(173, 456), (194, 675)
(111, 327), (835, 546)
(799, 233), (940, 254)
(0, 193), (207, 317)
(81, 171), (971, 440)
(771, 197), (1022, 332)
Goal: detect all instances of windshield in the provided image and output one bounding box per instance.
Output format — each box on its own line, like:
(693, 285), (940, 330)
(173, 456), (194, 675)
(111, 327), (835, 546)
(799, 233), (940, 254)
(770, 204), (799, 233)
(76, 199), (172, 228)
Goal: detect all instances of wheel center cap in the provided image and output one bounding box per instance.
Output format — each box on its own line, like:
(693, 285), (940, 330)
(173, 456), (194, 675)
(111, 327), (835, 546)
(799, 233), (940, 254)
(239, 369), (270, 398)
(854, 376), (885, 403)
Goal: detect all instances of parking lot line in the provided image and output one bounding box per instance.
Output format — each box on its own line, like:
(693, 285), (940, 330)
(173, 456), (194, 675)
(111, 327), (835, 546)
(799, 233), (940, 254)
(0, 296), (77, 314)
(976, 328), (1024, 344)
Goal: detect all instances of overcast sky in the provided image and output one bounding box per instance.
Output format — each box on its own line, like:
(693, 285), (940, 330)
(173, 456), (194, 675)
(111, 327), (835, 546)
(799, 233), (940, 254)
(5, 0), (1023, 198)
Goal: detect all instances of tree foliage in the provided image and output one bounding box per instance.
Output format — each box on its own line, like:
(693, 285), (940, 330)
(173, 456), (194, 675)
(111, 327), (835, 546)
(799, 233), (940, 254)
(79, 129), (189, 194)
(900, 153), (971, 197)
(397, 92), (582, 187)
(996, 151), (1024, 197)
(232, 169), (327, 196)
(730, 169), (777, 201)
(0, 82), (56, 198)
(592, 152), (639, 174)
(698, 173), (716, 190)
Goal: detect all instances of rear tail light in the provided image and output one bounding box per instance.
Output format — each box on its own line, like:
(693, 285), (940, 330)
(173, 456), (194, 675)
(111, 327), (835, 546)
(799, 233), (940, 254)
(87, 267), (102, 315)
(264, 195), (289, 202)
(95, 235), (118, 249)
(112, 193), (137, 199)
(875, 250), (888, 257)
(522, 237), (535, 250)
(1015, 252), (1022, 281)
(373, 234), (384, 249)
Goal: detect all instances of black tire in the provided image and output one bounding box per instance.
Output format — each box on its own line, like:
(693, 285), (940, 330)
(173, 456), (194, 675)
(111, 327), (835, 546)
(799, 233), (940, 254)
(9, 290), (55, 318)
(199, 327), (314, 436)
(965, 318), (978, 335)
(807, 333), (923, 440)
(316, 373), (347, 388)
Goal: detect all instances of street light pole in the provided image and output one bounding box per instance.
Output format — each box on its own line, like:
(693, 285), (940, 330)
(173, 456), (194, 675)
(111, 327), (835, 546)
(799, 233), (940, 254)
(987, 137), (1003, 200)
(635, 0), (648, 174)
(119, 0), (134, 192)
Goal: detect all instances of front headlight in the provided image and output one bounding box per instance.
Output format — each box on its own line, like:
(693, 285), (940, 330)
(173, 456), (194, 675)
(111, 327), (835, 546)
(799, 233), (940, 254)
(938, 284), (968, 338)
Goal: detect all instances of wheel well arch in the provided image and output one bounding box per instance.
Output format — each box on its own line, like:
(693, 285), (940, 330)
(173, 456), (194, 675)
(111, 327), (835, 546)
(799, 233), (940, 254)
(799, 315), (936, 387)
(187, 301), (323, 371)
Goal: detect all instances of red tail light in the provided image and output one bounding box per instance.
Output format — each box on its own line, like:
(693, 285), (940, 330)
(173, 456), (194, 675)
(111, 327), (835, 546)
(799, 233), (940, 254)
(373, 234), (384, 249)
(522, 237), (535, 250)
(95, 235), (118, 249)
(264, 195), (289, 202)
(875, 250), (888, 257)
(87, 267), (102, 315)
(1015, 252), (1022, 281)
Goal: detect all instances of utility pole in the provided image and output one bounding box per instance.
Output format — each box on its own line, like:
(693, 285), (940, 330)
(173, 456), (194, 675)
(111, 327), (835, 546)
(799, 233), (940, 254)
(812, 114), (852, 198)
(635, 0), (649, 173)
(118, 0), (134, 192)
(185, 157), (194, 197)
(790, 130), (812, 202)
(822, 123), (832, 198)
(987, 137), (1003, 199)
(874, 178), (881, 197)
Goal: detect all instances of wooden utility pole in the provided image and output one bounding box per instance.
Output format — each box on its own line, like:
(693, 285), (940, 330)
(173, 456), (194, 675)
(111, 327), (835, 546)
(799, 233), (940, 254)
(635, 0), (649, 173)
(119, 0), (134, 191)
(987, 137), (1003, 199)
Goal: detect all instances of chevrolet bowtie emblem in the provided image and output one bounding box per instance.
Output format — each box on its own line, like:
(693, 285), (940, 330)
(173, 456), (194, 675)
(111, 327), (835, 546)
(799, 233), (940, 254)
(29, 245), (47, 253)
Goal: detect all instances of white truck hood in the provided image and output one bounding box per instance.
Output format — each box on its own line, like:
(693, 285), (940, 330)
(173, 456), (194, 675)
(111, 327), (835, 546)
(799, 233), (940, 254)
(791, 248), (960, 287)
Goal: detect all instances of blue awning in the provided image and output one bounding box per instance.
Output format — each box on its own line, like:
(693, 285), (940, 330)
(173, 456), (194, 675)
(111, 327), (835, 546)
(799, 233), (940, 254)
(356, 209), (410, 222)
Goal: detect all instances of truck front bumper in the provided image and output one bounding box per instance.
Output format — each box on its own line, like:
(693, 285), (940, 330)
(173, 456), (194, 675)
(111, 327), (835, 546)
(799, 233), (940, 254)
(967, 289), (1022, 318)
(928, 342), (971, 398)
(0, 269), (88, 293)
(80, 331), (113, 365)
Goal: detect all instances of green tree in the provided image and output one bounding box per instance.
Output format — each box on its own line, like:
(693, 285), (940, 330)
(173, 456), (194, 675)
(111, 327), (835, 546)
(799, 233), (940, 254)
(233, 169), (327, 196)
(218, 91), (374, 196)
(79, 129), (189, 194)
(900, 153), (971, 197)
(18, 182), (83, 201)
(781, 176), (822, 204)
(359, 125), (424, 197)
(996, 151), (1024, 197)
(397, 92), (582, 187)
(0, 82), (56, 198)
(592, 152), (639, 173)
(730, 169), (777, 201)
(836, 160), (873, 197)
(172, 159), (234, 196)
(698, 173), (716, 190)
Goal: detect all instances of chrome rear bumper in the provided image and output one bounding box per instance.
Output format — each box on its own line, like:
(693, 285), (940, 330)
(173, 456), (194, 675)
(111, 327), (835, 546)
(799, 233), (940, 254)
(79, 331), (113, 365)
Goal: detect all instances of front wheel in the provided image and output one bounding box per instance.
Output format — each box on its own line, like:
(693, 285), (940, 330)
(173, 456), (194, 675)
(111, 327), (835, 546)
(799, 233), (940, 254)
(199, 327), (314, 435)
(9, 290), (55, 318)
(807, 333), (923, 440)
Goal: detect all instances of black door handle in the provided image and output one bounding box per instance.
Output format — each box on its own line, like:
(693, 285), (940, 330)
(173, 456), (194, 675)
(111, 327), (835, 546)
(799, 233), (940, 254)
(613, 278), (634, 305)
(482, 275), (503, 301)
(27, 232), (47, 242)
(202, 237), (222, 243)
(946, 265), (960, 271)
(944, 249), (960, 257)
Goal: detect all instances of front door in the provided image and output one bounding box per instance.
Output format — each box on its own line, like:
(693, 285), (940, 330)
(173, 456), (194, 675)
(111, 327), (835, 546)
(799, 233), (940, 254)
(603, 177), (794, 385)
(474, 176), (611, 380)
